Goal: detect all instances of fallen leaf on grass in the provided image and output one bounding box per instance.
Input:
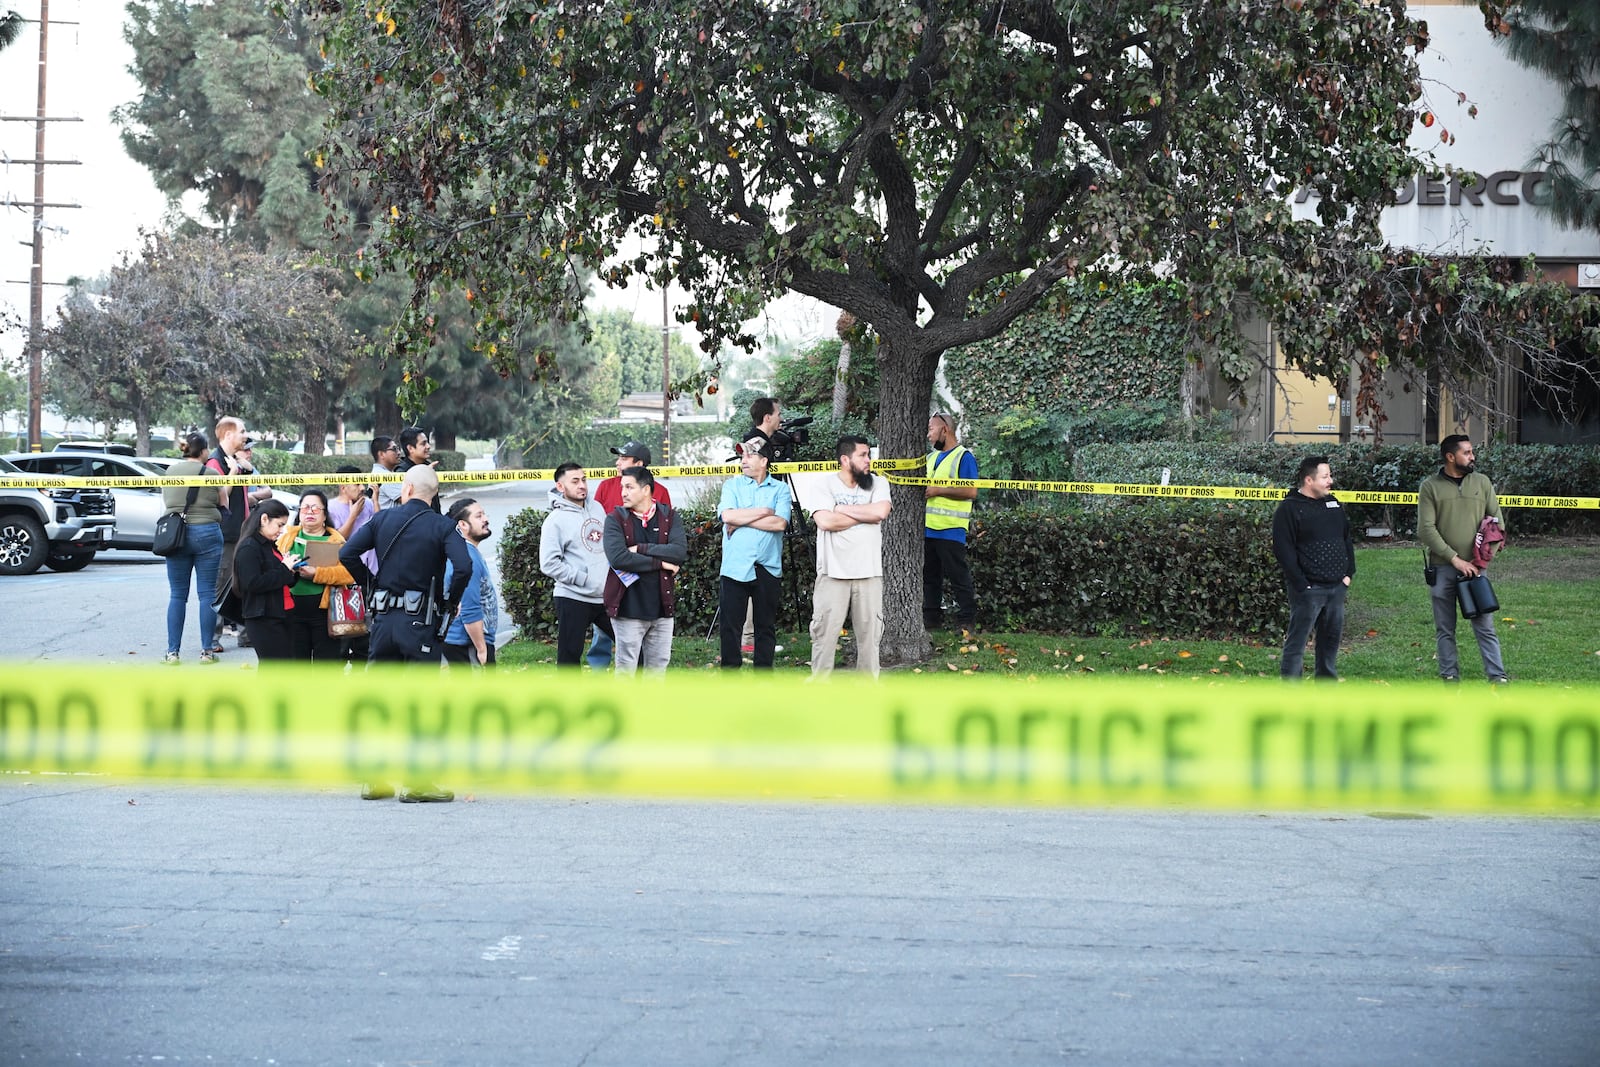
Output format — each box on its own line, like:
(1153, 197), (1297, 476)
(1074, 653), (1085, 663)
(1217, 654), (1229, 662)
(1178, 650), (1193, 658)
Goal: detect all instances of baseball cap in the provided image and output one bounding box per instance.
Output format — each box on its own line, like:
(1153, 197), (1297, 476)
(610, 440), (651, 464)
(740, 434), (774, 459)
(240, 437), (258, 450)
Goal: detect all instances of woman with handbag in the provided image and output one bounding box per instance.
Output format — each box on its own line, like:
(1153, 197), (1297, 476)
(159, 433), (225, 665)
(274, 489), (359, 663)
(230, 499), (301, 663)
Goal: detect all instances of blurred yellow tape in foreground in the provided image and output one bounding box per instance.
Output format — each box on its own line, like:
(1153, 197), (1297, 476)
(1, 666), (1595, 813)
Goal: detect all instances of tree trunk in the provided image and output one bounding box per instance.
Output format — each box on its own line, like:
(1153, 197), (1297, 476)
(133, 407), (151, 456)
(877, 340), (938, 668)
(373, 392), (401, 439)
(300, 389), (330, 456)
(832, 338), (851, 424)
(434, 428), (458, 450)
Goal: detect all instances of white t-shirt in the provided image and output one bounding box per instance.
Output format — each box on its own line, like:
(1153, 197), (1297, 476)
(814, 474), (890, 580)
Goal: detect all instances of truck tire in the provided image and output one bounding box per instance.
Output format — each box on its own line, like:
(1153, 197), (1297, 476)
(0, 514), (49, 576)
(46, 549), (96, 572)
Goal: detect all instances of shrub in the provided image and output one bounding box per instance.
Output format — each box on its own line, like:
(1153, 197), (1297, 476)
(499, 501), (1285, 640)
(1072, 441), (1600, 537)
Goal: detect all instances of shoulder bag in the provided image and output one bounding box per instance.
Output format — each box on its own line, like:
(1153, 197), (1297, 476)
(153, 470), (204, 556)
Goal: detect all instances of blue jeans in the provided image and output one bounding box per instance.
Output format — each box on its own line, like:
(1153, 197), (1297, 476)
(1280, 583), (1347, 680)
(165, 522), (223, 655)
(586, 624), (614, 669)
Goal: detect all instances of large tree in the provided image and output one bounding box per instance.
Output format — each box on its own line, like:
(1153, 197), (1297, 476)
(116, 0), (330, 247)
(315, 0), (1436, 662)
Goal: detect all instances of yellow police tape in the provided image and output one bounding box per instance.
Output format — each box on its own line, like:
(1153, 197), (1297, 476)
(3, 457), (923, 490)
(2, 665), (1594, 813)
(875, 472), (1599, 510)
(12, 460), (1594, 510)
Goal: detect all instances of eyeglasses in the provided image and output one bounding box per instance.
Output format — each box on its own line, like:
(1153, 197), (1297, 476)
(299, 503), (325, 511)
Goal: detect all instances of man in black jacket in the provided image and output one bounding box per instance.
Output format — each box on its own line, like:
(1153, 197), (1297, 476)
(1271, 456), (1354, 681)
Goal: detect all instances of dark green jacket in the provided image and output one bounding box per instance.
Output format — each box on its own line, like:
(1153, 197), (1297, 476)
(1417, 470), (1501, 565)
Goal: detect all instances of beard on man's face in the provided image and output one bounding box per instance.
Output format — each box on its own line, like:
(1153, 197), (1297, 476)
(855, 468), (874, 491)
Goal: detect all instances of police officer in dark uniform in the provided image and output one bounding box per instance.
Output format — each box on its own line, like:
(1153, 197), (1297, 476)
(339, 465), (473, 803)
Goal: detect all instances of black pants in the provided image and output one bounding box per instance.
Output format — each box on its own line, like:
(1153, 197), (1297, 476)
(923, 536), (976, 629)
(287, 596), (343, 663)
(442, 642), (497, 666)
(554, 596), (614, 666)
(720, 565), (780, 668)
(367, 609), (442, 664)
(243, 616), (294, 662)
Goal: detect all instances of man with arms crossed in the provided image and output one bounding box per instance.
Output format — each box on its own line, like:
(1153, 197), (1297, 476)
(718, 435), (791, 668)
(603, 467), (687, 674)
(809, 437), (892, 677)
(1418, 434), (1509, 683)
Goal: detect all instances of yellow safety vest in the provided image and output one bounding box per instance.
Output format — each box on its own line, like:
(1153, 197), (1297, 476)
(925, 446), (974, 532)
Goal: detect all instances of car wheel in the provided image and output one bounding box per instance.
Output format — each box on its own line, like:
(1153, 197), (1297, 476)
(0, 514), (49, 576)
(45, 550), (95, 572)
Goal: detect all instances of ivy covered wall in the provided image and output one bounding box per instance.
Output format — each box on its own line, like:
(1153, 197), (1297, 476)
(943, 280), (1191, 421)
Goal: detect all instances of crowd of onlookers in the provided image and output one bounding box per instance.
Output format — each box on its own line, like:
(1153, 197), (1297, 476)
(160, 419), (494, 669)
(161, 399), (999, 681)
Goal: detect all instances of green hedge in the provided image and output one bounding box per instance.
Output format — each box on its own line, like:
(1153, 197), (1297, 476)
(1071, 442), (1600, 537)
(499, 502), (1285, 640)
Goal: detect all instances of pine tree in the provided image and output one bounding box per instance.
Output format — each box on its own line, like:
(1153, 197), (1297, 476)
(1487, 0), (1600, 231)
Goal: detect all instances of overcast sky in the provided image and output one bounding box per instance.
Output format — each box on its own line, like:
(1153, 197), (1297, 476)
(1, 2), (169, 369)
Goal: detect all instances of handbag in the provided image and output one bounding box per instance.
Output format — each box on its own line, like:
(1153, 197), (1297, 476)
(152, 481), (201, 556)
(211, 570), (243, 624)
(327, 585), (369, 637)
(1457, 573), (1500, 620)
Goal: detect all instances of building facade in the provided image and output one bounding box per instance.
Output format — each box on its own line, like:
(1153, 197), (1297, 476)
(1231, 1), (1599, 446)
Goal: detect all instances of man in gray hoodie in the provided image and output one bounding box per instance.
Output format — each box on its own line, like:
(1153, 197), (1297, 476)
(540, 462), (614, 666)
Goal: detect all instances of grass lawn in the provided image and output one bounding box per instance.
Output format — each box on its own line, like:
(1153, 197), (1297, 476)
(498, 542), (1600, 685)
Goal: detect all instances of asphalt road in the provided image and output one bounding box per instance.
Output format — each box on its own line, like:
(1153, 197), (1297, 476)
(2, 782), (1596, 1066)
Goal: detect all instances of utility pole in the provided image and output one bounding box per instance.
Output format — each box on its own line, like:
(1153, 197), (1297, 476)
(2, 0), (82, 451)
(660, 278), (671, 464)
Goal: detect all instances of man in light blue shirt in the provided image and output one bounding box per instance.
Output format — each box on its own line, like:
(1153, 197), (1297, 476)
(718, 435), (791, 668)
(442, 497), (499, 667)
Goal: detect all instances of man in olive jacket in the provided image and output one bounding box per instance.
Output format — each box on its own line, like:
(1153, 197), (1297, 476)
(1417, 434), (1508, 683)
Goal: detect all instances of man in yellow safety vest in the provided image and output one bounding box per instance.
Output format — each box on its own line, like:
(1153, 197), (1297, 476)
(924, 411), (978, 633)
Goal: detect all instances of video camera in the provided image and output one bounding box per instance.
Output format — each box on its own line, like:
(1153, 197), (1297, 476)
(767, 416), (813, 463)
(731, 415), (814, 464)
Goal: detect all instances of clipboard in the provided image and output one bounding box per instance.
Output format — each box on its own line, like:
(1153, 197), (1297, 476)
(302, 539), (342, 568)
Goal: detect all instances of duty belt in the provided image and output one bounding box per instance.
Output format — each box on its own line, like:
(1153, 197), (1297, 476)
(371, 588), (430, 614)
